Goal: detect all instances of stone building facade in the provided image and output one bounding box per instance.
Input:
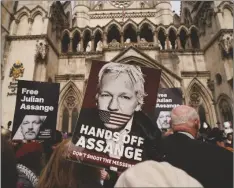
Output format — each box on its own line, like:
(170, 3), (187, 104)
(1, 1), (233, 132)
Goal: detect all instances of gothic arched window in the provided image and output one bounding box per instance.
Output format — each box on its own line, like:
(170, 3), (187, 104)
(107, 25), (121, 43)
(123, 24), (137, 43)
(94, 30), (102, 51)
(61, 32), (70, 53)
(60, 87), (80, 133)
(72, 31), (81, 52)
(190, 28), (200, 49)
(169, 29), (176, 49)
(83, 30), (91, 52)
(140, 23), (153, 42)
(179, 29), (187, 49)
(16, 15), (29, 35)
(158, 29), (166, 50)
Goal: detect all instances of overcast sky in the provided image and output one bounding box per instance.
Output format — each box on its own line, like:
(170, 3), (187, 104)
(171, 1), (181, 15)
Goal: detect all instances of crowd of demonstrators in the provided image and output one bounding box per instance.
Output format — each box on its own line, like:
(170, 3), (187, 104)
(197, 122), (233, 151)
(1, 105), (233, 188)
(160, 118), (233, 152)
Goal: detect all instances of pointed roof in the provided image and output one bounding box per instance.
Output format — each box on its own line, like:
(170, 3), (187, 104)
(111, 46), (181, 82)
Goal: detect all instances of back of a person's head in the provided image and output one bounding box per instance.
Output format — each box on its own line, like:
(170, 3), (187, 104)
(38, 139), (101, 188)
(115, 160), (203, 187)
(171, 105), (200, 132)
(1, 137), (18, 188)
(16, 142), (43, 176)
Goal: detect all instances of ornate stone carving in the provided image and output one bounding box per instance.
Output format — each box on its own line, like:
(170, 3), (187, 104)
(89, 12), (156, 19)
(189, 86), (201, 108)
(219, 32), (233, 57)
(35, 39), (49, 62)
(139, 38), (147, 45)
(189, 92), (201, 107)
(138, 38), (154, 48)
(186, 1), (197, 5)
(50, 2), (69, 39)
(108, 39), (120, 48)
(65, 90), (77, 109)
(194, 2), (214, 34)
(109, 0), (133, 8)
(9, 60), (25, 80)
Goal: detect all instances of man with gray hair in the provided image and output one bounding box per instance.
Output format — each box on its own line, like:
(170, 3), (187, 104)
(159, 105), (233, 188)
(13, 115), (46, 140)
(96, 62), (147, 131)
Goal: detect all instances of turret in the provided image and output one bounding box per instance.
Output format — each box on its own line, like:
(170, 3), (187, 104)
(155, 0), (173, 25)
(73, 1), (91, 28)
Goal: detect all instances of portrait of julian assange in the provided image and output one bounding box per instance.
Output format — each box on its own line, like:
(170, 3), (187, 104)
(12, 115), (46, 140)
(69, 61), (162, 170)
(156, 111), (171, 131)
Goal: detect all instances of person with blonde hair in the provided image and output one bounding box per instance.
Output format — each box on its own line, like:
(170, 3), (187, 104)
(38, 139), (102, 188)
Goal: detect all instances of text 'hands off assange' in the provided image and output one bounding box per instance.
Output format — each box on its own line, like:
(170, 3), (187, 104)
(75, 124), (144, 161)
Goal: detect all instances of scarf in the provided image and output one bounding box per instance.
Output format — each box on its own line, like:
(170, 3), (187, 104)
(17, 164), (38, 187)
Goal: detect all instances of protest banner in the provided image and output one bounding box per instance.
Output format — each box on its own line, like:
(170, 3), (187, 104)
(154, 88), (182, 131)
(67, 60), (162, 172)
(12, 80), (60, 140)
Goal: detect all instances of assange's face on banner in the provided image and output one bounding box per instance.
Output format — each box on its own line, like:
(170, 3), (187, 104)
(97, 72), (139, 129)
(20, 115), (42, 140)
(157, 111), (171, 129)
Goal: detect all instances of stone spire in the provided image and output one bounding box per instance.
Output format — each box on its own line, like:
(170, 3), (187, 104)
(155, 0), (173, 25)
(73, 1), (91, 28)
